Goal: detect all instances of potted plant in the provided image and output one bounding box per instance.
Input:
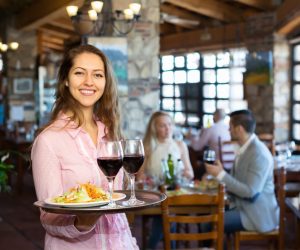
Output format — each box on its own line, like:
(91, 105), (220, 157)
(0, 152), (14, 192)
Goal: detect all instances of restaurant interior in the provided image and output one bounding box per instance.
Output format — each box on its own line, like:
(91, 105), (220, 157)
(0, 0), (300, 249)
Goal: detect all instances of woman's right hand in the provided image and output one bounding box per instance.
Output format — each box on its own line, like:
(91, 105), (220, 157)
(75, 213), (102, 232)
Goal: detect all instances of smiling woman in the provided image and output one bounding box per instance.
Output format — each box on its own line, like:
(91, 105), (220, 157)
(31, 45), (138, 250)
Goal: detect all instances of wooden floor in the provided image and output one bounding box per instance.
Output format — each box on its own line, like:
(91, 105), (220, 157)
(0, 172), (298, 250)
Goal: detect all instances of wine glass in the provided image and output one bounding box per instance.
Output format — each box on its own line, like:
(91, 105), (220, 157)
(122, 139), (145, 206)
(203, 148), (216, 164)
(203, 148), (216, 180)
(97, 140), (123, 208)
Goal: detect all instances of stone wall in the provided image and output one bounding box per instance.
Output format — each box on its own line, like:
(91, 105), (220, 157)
(273, 35), (290, 143)
(120, 0), (160, 139)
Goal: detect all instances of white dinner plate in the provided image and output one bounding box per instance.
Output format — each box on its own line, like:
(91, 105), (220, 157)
(44, 192), (126, 208)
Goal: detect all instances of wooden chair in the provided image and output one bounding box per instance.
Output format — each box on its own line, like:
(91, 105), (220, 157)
(218, 139), (239, 171)
(258, 133), (276, 156)
(161, 183), (225, 250)
(234, 167), (286, 250)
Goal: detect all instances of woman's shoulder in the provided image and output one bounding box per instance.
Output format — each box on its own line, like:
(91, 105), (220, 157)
(175, 139), (187, 148)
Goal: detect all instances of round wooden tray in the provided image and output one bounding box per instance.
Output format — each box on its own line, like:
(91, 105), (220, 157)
(34, 190), (166, 215)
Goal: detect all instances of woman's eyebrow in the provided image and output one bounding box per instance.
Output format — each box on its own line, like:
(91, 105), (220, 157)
(72, 67), (104, 72)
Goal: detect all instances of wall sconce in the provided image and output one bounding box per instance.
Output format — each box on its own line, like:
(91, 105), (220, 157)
(0, 42), (19, 52)
(66, 0), (142, 36)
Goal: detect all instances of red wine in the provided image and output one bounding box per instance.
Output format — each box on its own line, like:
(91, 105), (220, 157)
(123, 155), (144, 174)
(205, 160), (215, 164)
(97, 157), (123, 177)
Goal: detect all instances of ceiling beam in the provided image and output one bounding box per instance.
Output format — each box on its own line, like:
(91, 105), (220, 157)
(230, 0), (273, 10)
(160, 23), (178, 35)
(164, 0), (243, 22)
(160, 23), (246, 53)
(16, 0), (83, 31)
(49, 18), (74, 31)
(162, 15), (200, 29)
(42, 41), (65, 51)
(38, 25), (76, 39)
(41, 35), (65, 46)
(276, 0), (300, 35)
(161, 3), (202, 23)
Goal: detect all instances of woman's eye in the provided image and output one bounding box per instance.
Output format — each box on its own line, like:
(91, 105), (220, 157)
(94, 73), (103, 78)
(75, 71), (84, 76)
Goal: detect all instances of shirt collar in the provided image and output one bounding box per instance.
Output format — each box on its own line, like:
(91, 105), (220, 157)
(56, 113), (106, 139)
(237, 133), (256, 156)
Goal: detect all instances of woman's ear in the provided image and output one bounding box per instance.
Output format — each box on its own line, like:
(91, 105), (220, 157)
(65, 82), (69, 87)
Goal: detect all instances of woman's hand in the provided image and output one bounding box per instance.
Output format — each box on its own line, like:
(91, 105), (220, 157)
(75, 213), (102, 232)
(205, 160), (224, 177)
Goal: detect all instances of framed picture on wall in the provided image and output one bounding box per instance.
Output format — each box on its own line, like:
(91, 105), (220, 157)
(87, 36), (128, 96)
(13, 78), (33, 94)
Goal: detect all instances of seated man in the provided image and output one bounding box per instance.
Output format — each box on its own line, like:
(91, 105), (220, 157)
(205, 109), (279, 234)
(189, 108), (230, 160)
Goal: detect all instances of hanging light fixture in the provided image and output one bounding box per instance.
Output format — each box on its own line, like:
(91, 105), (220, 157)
(66, 0), (142, 36)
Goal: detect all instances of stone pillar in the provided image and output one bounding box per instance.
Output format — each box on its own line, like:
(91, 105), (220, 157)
(120, 0), (160, 138)
(273, 35), (290, 143)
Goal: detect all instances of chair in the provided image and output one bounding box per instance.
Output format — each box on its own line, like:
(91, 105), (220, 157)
(218, 139), (239, 171)
(234, 167), (286, 250)
(258, 133), (276, 156)
(161, 183), (225, 250)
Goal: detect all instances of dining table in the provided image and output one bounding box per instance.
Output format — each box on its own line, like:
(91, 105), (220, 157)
(285, 196), (300, 250)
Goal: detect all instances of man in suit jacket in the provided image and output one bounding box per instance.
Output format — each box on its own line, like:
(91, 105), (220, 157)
(205, 109), (279, 233)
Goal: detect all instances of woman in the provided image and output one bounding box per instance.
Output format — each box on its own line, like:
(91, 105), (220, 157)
(141, 111), (194, 182)
(31, 45), (138, 250)
(141, 111), (194, 250)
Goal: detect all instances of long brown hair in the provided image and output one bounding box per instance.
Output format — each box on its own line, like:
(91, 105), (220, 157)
(40, 44), (121, 140)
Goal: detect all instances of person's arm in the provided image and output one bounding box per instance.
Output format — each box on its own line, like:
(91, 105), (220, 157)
(31, 134), (99, 238)
(190, 128), (210, 151)
(207, 148), (273, 201)
(177, 141), (194, 179)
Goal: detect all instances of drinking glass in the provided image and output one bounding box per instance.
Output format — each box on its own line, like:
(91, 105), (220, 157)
(122, 139), (145, 206)
(203, 148), (216, 180)
(97, 140), (123, 208)
(203, 148), (216, 164)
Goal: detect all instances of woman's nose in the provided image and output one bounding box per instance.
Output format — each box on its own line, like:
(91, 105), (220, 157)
(84, 73), (93, 86)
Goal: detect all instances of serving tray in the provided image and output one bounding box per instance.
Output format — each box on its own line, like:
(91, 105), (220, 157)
(34, 190), (166, 215)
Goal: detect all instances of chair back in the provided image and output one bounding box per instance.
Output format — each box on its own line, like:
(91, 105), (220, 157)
(218, 138), (239, 171)
(258, 133), (275, 156)
(274, 167), (286, 249)
(161, 183), (225, 250)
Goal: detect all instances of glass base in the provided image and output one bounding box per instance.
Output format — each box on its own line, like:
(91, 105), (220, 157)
(102, 201), (123, 209)
(122, 198), (145, 207)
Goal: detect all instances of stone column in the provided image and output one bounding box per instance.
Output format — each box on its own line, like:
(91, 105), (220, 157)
(120, 0), (160, 138)
(273, 35), (290, 143)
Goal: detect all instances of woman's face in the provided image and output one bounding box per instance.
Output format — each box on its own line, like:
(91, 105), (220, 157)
(67, 52), (106, 111)
(155, 115), (173, 141)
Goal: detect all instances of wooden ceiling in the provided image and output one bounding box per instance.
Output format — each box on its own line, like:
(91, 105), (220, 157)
(0, 0), (299, 54)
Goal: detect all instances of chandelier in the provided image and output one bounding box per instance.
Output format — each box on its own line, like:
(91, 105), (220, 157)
(66, 0), (142, 36)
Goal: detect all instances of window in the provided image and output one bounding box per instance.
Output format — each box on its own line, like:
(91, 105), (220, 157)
(160, 49), (247, 128)
(291, 42), (300, 143)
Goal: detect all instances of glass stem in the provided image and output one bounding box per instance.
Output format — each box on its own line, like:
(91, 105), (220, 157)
(108, 177), (115, 205)
(129, 174), (136, 200)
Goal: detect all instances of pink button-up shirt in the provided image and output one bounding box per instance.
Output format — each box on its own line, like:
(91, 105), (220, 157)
(31, 115), (138, 250)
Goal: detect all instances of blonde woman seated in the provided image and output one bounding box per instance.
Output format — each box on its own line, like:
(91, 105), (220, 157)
(140, 111), (194, 184)
(139, 111), (194, 249)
